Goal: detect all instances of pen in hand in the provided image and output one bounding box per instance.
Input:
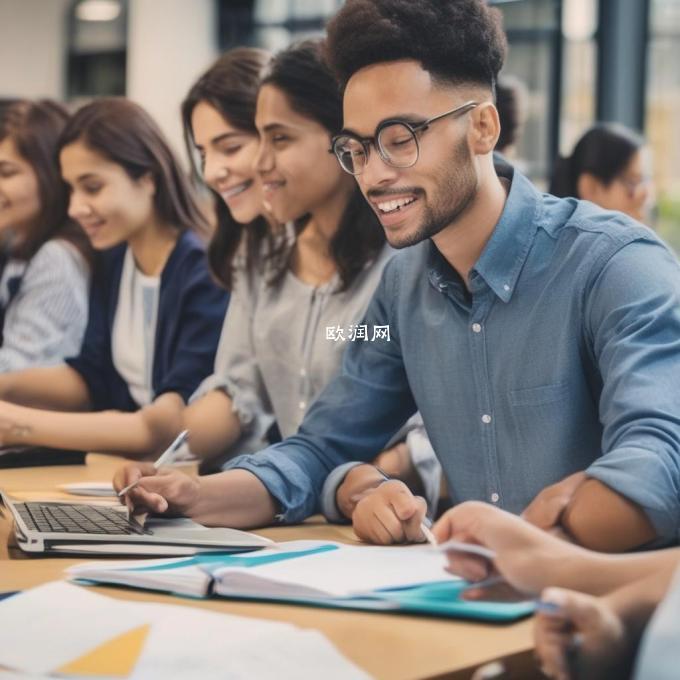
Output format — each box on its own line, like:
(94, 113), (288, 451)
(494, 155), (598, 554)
(420, 521), (438, 546)
(117, 429), (189, 498)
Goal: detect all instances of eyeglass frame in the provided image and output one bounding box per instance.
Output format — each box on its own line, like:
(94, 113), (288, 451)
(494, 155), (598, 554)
(329, 100), (479, 175)
(615, 174), (652, 198)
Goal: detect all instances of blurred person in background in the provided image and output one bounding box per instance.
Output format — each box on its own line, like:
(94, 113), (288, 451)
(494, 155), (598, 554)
(0, 99), (91, 372)
(550, 123), (655, 224)
(494, 75), (528, 162)
(0, 98), (227, 458)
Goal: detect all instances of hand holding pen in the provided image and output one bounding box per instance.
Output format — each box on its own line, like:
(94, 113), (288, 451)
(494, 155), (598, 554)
(117, 429), (189, 497)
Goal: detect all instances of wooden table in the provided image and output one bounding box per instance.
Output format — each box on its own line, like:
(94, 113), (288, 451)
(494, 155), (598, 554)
(0, 455), (539, 679)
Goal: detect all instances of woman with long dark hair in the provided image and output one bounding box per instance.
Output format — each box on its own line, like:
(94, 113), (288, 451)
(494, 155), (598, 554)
(0, 99), (91, 371)
(0, 98), (227, 458)
(550, 123), (653, 223)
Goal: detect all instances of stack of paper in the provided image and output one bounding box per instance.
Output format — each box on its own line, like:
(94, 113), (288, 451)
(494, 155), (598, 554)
(0, 582), (370, 679)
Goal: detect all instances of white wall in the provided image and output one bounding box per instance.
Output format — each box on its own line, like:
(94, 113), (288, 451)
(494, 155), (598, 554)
(0, 0), (71, 98)
(127, 0), (218, 159)
(0, 0), (217, 159)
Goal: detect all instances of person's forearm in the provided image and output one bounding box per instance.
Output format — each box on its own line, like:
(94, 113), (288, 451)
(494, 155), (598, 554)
(336, 464), (388, 518)
(560, 478), (657, 552)
(603, 557), (678, 654)
(189, 469), (278, 528)
(2, 394), (183, 457)
(182, 390), (241, 461)
(548, 544), (680, 596)
(0, 365), (91, 410)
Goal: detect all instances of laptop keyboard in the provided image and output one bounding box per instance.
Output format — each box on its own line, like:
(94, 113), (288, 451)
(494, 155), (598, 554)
(15, 502), (150, 535)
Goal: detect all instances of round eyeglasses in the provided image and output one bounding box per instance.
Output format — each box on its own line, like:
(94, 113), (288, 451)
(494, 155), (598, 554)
(331, 101), (478, 176)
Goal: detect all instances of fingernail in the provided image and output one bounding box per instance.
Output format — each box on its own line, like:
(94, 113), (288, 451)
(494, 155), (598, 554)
(542, 588), (567, 607)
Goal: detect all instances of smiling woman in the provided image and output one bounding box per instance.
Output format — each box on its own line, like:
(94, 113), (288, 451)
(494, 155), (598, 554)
(0, 99), (92, 373)
(0, 98), (228, 461)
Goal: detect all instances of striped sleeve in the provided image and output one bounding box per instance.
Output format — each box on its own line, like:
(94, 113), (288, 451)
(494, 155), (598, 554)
(0, 240), (90, 372)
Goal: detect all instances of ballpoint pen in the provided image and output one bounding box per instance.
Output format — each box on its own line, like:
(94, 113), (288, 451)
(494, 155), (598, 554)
(117, 429), (189, 497)
(420, 521), (438, 546)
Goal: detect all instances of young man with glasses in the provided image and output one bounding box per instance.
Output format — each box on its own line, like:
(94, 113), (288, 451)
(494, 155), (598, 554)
(115, 0), (680, 553)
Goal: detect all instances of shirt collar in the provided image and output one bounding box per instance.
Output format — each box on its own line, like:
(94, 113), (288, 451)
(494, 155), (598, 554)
(427, 167), (543, 303)
(472, 169), (542, 302)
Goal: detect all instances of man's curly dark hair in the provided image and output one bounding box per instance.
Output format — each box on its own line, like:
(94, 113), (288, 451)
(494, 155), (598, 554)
(325, 0), (507, 91)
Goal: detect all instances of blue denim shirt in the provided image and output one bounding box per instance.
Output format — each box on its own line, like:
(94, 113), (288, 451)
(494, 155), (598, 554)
(225, 169), (680, 541)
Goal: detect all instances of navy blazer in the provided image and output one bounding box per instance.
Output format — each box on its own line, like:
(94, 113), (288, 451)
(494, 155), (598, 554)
(66, 230), (229, 412)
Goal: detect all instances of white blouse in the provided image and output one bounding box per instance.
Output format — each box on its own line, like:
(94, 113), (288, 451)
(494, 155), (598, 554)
(111, 248), (160, 407)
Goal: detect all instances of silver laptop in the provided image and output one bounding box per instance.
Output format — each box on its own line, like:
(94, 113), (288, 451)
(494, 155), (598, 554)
(1, 491), (272, 556)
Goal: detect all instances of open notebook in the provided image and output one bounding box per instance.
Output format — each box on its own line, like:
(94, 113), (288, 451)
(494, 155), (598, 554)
(69, 540), (535, 622)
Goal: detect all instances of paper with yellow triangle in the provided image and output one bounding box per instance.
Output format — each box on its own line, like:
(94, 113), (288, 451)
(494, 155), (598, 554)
(55, 623), (151, 677)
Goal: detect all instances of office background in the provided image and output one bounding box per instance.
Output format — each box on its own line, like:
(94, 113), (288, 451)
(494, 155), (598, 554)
(1, 0), (679, 246)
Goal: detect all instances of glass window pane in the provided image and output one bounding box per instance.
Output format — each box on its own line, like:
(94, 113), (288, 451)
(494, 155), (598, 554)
(647, 0), (680, 250)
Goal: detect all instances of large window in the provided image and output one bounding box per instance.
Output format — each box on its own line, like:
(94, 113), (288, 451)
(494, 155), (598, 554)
(495, 0), (563, 183)
(216, 0), (601, 189)
(67, 0), (127, 100)
(559, 0), (597, 155)
(647, 0), (680, 250)
(218, 0), (343, 51)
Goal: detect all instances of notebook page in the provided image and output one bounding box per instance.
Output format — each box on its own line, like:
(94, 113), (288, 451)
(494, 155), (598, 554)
(213, 540), (454, 598)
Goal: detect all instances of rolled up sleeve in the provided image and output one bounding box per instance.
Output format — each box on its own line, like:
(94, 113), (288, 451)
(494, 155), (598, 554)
(585, 238), (680, 541)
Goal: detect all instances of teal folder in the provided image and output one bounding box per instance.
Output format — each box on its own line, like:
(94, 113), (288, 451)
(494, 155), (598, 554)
(70, 542), (535, 623)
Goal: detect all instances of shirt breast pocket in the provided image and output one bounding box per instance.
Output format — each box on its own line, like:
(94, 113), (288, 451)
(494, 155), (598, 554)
(510, 381), (569, 407)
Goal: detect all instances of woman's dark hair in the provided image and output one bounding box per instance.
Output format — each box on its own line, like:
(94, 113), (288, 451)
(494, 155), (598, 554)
(0, 99), (92, 264)
(326, 0), (507, 91)
(494, 75), (527, 153)
(59, 98), (208, 235)
(549, 123), (645, 199)
(262, 39), (385, 291)
(182, 47), (271, 289)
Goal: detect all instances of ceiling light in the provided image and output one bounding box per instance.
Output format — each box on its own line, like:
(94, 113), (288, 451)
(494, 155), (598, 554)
(76, 0), (121, 22)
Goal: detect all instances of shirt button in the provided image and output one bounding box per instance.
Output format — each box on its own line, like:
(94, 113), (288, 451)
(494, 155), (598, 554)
(491, 492), (499, 503)
(481, 414), (492, 424)
(503, 284), (511, 292)
(299, 401), (307, 410)
(300, 367), (307, 377)
(471, 323), (482, 333)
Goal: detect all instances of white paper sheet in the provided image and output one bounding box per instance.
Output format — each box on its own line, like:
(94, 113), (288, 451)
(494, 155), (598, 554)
(0, 582), (370, 679)
(130, 601), (370, 680)
(58, 482), (116, 497)
(0, 582), (151, 674)
(213, 540), (453, 598)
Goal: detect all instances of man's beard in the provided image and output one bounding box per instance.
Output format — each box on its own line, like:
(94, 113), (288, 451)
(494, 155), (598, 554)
(389, 138), (478, 249)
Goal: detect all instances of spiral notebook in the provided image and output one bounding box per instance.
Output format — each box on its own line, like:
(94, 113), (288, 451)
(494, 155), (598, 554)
(69, 540), (535, 622)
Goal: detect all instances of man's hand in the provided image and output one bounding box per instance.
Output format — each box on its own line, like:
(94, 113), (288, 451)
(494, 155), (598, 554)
(113, 463), (201, 517)
(352, 479), (428, 544)
(534, 587), (631, 680)
(522, 472), (586, 532)
(372, 442), (425, 496)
